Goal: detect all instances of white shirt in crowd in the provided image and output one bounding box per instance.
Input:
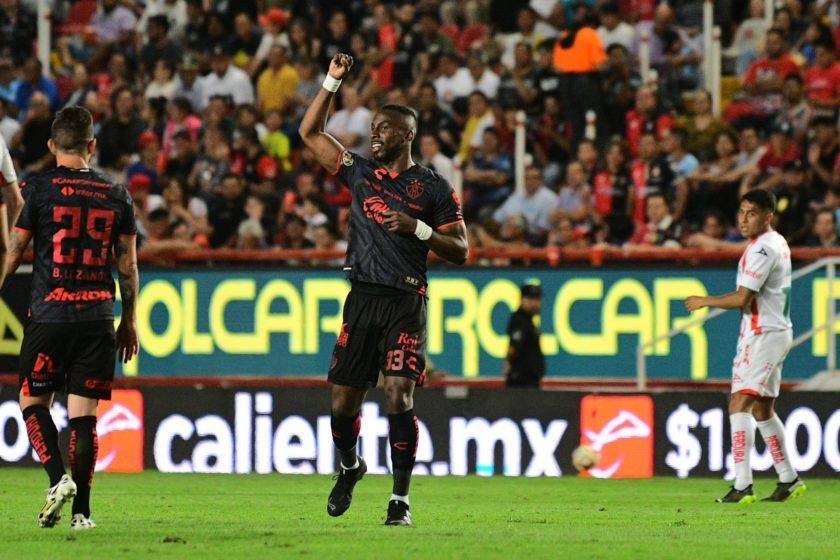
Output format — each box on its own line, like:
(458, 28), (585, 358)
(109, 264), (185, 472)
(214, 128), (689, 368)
(598, 21), (636, 51)
(138, 0), (189, 40)
(326, 106), (373, 157)
(425, 153), (457, 196)
(145, 80), (178, 100)
(197, 65), (255, 109)
(736, 230), (792, 336)
(493, 186), (558, 235)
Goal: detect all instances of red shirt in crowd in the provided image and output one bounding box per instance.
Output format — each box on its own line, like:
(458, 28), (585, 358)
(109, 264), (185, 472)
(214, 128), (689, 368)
(805, 62), (840, 105)
(758, 142), (800, 174)
(625, 109), (675, 157)
(743, 54), (799, 87)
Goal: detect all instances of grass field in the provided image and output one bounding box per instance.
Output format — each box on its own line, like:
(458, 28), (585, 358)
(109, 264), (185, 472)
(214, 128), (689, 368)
(0, 469), (837, 559)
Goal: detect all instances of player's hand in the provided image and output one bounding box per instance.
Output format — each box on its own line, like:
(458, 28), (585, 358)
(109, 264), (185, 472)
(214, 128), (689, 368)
(684, 296), (706, 312)
(116, 320), (139, 363)
(329, 53), (354, 80)
(382, 210), (417, 235)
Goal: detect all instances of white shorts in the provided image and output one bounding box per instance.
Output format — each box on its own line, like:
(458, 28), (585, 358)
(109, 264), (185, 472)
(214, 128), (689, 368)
(731, 329), (792, 398)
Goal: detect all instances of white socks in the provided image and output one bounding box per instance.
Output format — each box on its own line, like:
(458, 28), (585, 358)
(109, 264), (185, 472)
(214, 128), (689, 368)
(341, 457), (359, 470)
(391, 494), (409, 506)
(756, 414), (798, 483)
(730, 412), (754, 490)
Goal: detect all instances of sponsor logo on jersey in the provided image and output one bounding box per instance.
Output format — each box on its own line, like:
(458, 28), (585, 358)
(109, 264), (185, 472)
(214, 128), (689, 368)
(406, 179), (424, 199)
(362, 196), (389, 224)
(336, 323), (349, 347)
(756, 247), (768, 256)
(31, 353), (56, 382)
(96, 390), (144, 473)
(342, 151), (354, 167)
(579, 395), (654, 479)
(43, 287), (113, 303)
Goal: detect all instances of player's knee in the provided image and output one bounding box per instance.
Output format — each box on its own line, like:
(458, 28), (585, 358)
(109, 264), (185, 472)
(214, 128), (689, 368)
(384, 384), (412, 414)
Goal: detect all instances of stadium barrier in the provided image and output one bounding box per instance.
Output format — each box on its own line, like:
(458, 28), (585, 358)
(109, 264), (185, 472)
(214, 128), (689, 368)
(1, 259), (838, 381)
(0, 386), (837, 479)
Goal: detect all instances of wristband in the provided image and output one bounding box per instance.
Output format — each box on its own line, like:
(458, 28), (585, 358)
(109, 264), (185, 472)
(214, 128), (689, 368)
(322, 75), (342, 92)
(414, 219), (433, 241)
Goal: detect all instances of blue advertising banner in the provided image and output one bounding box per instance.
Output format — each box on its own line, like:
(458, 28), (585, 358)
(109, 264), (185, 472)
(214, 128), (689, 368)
(1, 267), (837, 379)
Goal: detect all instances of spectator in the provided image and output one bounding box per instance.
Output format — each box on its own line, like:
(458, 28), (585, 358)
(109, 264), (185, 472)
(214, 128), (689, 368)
(138, 0), (189, 42)
(418, 134), (455, 191)
(229, 13), (263, 70)
(207, 173), (247, 247)
(10, 91), (53, 174)
(162, 97), (201, 158)
(287, 58), (325, 126)
(807, 116), (839, 198)
(198, 45), (255, 110)
(183, 0), (208, 52)
(680, 91), (732, 163)
(457, 91), (495, 160)
(805, 41), (840, 111)
(139, 15), (180, 78)
(552, 161), (592, 226)
(501, 7), (556, 70)
(725, 0), (770, 75)
(163, 129), (198, 183)
(743, 120), (800, 193)
(601, 44), (640, 136)
(14, 59), (59, 113)
(434, 52), (474, 110)
(257, 45), (300, 114)
(630, 132), (676, 225)
(311, 223), (346, 266)
(262, 110), (292, 172)
(325, 85), (372, 158)
(463, 128), (513, 220)
(493, 165), (558, 241)
(126, 130), (161, 190)
(688, 130), (741, 223)
(465, 53), (501, 100)
(662, 128), (696, 221)
(686, 210), (746, 248)
(496, 43), (540, 115)
(773, 159), (814, 245)
(415, 82), (458, 157)
(321, 11), (351, 70)
(161, 177), (209, 236)
(805, 208), (839, 248)
(96, 87), (146, 170)
(625, 85), (676, 157)
(0, 58), (18, 106)
(592, 140), (634, 244)
(531, 94), (571, 187)
(627, 193), (683, 248)
(632, 3), (680, 76)
(276, 215), (314, 250)
(0, 98), (20, 144)
(237, 195), (269, 249)
(597, 2), (635, 51)
(547, 216), (590, 248)
(145, 60), (178, 100)
(0, 0), (37, 65)
(231, 126), (279, 185)
(781, 74), (811, 141)
(63, 64), (96, 110)
(172, 56), (203, 112)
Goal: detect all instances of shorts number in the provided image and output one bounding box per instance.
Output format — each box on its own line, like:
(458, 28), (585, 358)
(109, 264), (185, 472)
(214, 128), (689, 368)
(386, 350), (404, 371)
(782, 286), (791, 319)
(52, 206), (115, 266)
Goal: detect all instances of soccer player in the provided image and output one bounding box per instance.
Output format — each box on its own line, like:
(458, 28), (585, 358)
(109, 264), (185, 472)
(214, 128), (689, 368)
(299, 53), (468, 526)
(2, 106), (139, 529)
(0, 133), (25, 287)
(685, 190), (805, 503)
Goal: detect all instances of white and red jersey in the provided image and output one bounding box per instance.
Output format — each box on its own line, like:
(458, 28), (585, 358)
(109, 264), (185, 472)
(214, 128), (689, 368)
(0, 135), (16, 186)
(736, 230), (792, 336)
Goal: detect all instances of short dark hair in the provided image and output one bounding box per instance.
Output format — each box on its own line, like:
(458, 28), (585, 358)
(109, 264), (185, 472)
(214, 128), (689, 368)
(51, 106), (93, 154)
(741, 189), (777, 213)
(149, 14), (170, 32)
(380, 104), (417, 125)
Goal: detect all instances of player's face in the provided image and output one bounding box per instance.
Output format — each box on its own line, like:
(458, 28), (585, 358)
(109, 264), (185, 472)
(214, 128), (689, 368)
(370, 112), (411, 163)
(737, 201), (771, 239)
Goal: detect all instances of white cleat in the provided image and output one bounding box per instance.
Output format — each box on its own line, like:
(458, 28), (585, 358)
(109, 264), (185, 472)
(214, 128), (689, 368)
(70, 514), (97, 531)
(39, 474), (76, 528)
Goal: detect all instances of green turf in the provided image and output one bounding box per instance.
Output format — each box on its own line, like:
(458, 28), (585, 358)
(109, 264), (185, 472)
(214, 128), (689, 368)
(0, 469), (837, 559)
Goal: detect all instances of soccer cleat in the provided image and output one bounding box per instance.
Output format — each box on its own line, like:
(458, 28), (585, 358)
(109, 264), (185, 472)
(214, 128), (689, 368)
(384, 499), (412, 526)
(70, 514), (97, 531)
(327, 457), (367, 517)
(716, 484), (757, 504)
(762, 478), (807, 502)
(39, 475), (77, 528)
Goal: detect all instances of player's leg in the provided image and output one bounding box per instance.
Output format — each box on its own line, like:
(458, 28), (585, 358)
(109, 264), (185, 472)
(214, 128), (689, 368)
(18, 323), (76, 527)
(717, 391), (759, 503)
(66, 395), (99, 529)
(383, 375), (417, 526)
(753, 396), (805, 501)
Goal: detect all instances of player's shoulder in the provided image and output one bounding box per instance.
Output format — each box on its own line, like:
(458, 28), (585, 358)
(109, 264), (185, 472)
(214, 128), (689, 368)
(415, 164), (452, 192)
(751, 231), (787, 258)
(340, 150), (372, 171)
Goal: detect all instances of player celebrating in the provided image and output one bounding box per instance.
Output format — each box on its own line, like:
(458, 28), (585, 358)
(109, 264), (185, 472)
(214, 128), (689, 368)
(299, 54), (467, 526)
(2, 106), (139, 529)
(685, 190), (804, 503)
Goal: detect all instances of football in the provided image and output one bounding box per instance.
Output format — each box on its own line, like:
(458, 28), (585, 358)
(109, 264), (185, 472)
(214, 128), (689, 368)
(572, 445), (600, 472)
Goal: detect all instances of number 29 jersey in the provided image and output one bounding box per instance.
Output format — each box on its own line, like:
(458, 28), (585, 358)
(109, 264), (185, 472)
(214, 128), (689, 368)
(16, 166), (137, 323)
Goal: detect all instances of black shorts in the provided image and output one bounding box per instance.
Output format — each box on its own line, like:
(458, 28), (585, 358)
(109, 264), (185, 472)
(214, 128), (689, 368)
(328, 282), (427, 389)
(19, 320), (116, 400)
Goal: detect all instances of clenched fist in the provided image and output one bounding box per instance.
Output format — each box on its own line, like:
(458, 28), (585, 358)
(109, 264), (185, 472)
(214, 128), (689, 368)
(329, 53), (354, 80)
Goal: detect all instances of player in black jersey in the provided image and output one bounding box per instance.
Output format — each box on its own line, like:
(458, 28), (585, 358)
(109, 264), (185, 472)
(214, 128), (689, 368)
(300, 53), (468, 526)
(2, 106), (139, 530)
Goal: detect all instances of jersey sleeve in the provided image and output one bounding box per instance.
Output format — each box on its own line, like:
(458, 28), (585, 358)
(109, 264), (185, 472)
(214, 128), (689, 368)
(117, 187), (138, 236)
(738, 242), (776, 292)
(333, 149), (361, 182)
(431, 179), (464, 230)
(0, 137), (16, 185)
(15, 180), (35, 230)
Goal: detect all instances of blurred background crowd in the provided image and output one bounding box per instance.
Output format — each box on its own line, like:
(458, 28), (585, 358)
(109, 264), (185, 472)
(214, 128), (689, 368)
(0, 0), (838, 260)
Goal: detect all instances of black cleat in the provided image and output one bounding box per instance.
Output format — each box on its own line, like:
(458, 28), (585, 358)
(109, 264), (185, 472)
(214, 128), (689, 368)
(327, 457), (367, 517)
(384, 499), (412, 526)
(716, 484), (757, 504)
(762, 478), (807, 502)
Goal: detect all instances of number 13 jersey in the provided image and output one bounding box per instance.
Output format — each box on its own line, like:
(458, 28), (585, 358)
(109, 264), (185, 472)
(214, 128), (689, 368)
(16, 166), (137, 323)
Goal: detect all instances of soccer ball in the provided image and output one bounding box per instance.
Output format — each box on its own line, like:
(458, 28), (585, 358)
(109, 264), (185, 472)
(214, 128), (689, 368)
(572, 445), (600, 472)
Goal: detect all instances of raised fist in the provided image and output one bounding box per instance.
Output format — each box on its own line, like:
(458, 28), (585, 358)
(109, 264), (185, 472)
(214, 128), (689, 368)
(329, 53), (354, 80)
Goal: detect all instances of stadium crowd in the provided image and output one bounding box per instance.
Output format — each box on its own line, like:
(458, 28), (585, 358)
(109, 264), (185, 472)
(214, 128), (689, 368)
(0, 0), (838, 259)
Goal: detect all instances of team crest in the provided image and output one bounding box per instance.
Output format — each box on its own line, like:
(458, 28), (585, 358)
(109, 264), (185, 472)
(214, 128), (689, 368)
(342, 151), (354, 166)
(407, 179), (424, 199)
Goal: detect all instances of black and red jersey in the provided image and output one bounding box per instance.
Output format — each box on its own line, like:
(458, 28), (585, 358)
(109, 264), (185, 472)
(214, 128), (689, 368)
(16, 166), (137, 323)
(335, 150), (463, 294)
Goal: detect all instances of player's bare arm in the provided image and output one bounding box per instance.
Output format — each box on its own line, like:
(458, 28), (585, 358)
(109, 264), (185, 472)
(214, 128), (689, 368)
(382, 211), (468, 265)
(298, 53), (354, 172)
(115, 233), (139, 363)
(1, 226), (32, 289)
(684, 285), (756, 312)
(2, 181), (24, 233)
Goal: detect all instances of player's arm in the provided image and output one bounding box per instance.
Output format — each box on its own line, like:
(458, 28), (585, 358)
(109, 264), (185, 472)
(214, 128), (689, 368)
(685, 285), (756, 312)
(1, 226), (32, 289)
(115, 234), (139, 363)
(298, 53), (354, 173)
(382, 211), (469, 265)
(1, 181), (24, 233)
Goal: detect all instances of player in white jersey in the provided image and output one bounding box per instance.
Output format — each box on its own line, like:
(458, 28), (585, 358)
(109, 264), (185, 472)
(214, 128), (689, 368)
(685, 190), (805, 504)
(0, 134), (24, 285)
